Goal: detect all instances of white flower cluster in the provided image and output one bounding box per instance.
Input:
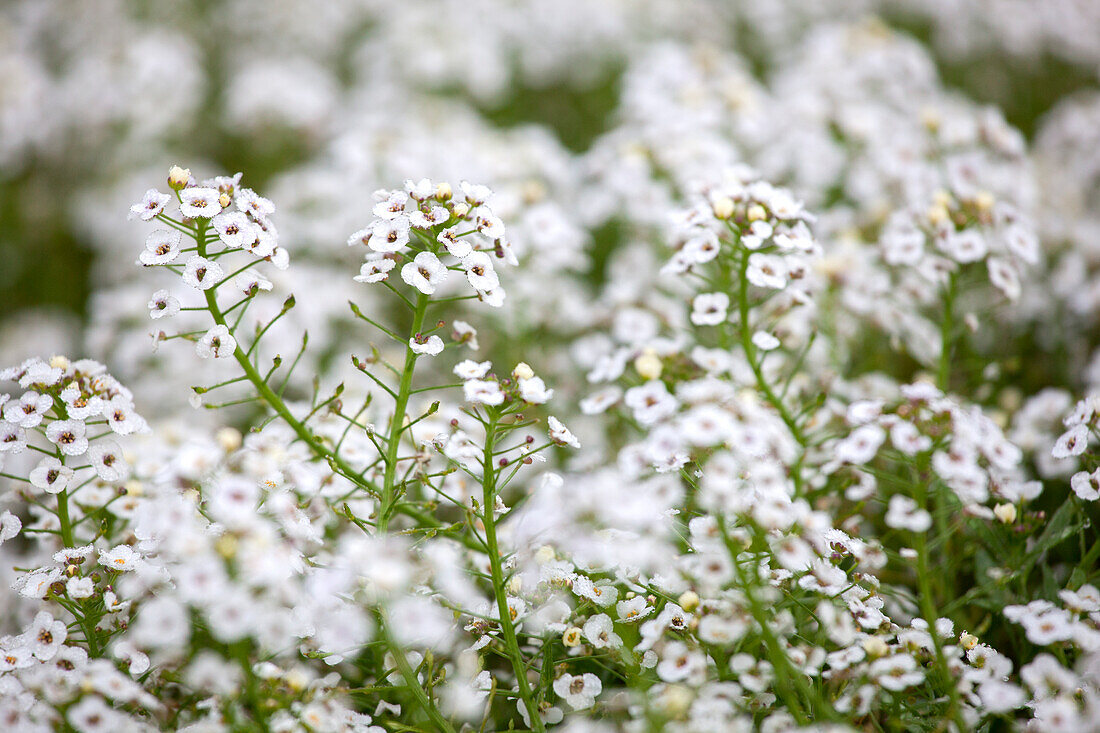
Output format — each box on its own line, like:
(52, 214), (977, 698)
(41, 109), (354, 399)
(349, 180), (515, 308)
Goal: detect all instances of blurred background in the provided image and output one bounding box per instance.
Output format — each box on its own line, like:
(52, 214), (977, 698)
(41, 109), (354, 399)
(2, 0), (1099, 377)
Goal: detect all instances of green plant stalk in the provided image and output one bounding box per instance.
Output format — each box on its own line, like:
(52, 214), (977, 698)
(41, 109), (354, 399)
(379, 612), (458, 733)
(481, 411), (545, 732)
(720, 522), (816, 725)
(914, 483), (968, 731)
(937, 272), (957, 393)
(379, 292), (429, 532)
(194, 232), (453, 729)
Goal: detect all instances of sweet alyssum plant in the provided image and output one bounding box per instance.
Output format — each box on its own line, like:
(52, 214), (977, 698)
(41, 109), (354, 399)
(0, 164), (1097, 733)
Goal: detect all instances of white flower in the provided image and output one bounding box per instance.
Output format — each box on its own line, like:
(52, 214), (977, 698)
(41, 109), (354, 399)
(885, 495), (932, 532)
(571, 575), (617, 606)
(45, 420), (88, 456)
(179, 187), (223, 218)
(0, 510), (20, 544)
(438, 227), (473, 257)
(373, 190), (408, 219)
(354, 258), (396, 283)
(182, 256), (223, 290)
(3, 390), (52, 428)
(148, 290), (180, 319)
(518, 376), (554, 404)
(752, 331), (780, 351)
(745, 253), (788, 289)
(409, 335), (444, 356)
(29, 457), (75, 493)
(369, 217), (411, 253)
(548, 416), (580, 448)
(464, 379), (504, 405)
(452, 320), (479, 349)
(401, 252), (448, 295)
(88, 441), (128, 482)
(624, 381), (678, 425)
(616, 596), (653, 622)
(66, 576), (94, 599)
(460, 181), (492, 206)
(128, 189), (170, 221)
(27, 611), (66, 661)
(463, 252), (500, 291)
(940, 228), (987, 263)
(1052, 424), (1089, 459)
(99, 544), (139, 572)
(870, 654), (924, 691)
(139, 229), (181, 265)
(105, 397), (145, 435)
(236, 188), (275, 221)
(454, 360), (492, 379)
(211, 211), (256, 249)
(1071, 469), (1100, 501)
(690, 292), (729, 326)
(836, 424), (886, 464)
(583, 614), (622, 649)
(197, 325), (237, 359)
(553, 672), (601, 710)
(987, 257), (1021, 300)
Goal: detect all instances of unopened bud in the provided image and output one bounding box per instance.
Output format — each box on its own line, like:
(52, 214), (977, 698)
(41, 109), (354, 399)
(862, 636), (889, 658)
(216, 426), (242, 452)
(993, 503), (1017, 524)
(634, 349), (663, 381)
(959, 631), (978, 650)
(168, 166), (191, 190)
(712, 196), (734, 220)
(747, 204), (766, 222)
(678, 590), (700, 613)
(435, 182), (452, 201)
(512, 362), (535, 380)
(219, 192), (232, 209)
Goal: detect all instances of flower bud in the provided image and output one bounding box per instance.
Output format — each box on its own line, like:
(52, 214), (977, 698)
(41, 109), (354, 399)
(993, 503), (1017, 524)
(217, 426), (242, 452)
(634, 349), (663, 380)
(747, 203), (766, 222)
(712, 196), (734, 220)
(562, 627), (582, 647)
(168, 166), (191, 190)
(436, 182), (453, 201)
(959, 631), (978, 650)
(219, 192), (232, 209)
(862, 636), (889, 658)
(512, 362), (535, 380)
(677, 590), (700, 613)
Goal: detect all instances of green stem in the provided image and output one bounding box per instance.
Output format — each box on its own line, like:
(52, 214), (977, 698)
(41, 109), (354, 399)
(481, 411), (545, 732)
(380, 292), (430, 532)
(379, 613), (457, 733)
(937, 272), (957, 392)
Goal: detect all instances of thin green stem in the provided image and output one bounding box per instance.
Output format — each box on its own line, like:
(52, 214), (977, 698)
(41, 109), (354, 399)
(481, 411), (544, 733)
(379, 292), (429, 532)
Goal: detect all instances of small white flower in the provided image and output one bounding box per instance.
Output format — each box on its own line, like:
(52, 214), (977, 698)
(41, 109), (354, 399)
(553, 672), (601, 710)
(409, 335), (444, 356)
(369, 217), (411, 253)
(66, 576), (94, 599)
(373, 190), (409, 220)
(197, 325), (237, 359)
(690, 292), (729, 326)
(1071, 469), (1100, 501)
(583, 614), (622, 649)
(401, 252), (449, 295)
(29, 456), (75, 493)
(464, 379), (505, 406)
(548, 416), (579, 448)
(885, 495), (932, 532)
(940, 228), (987, 263)
(0, 510), (20, 545)
(3, 390), (52, 428)
(179, 187), (223, 218)
(148, 290), (180, 319)
(752, 331), (780, 351)
(211, 211), (256, 249)
(88, 441), (129, 483)
(128, 189), (170, 221)
(454, 360), (492, 379)
(1052, 424), (1089, 459)
(460, 181), (492, 207)
(139, 230), (181, 266)
(518, 376), (554, 404)
(45, 420), (88, 456)
(354, 258), (396, 284)
(438, 227), (473, 258)
(99, 544), (139, 572)
(236, 188), (276, 221)
(745, 253), (788, 289)
(181, 256), (223, 290)
(26, 611), (67, 661)
(463, 252), (500, 291)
